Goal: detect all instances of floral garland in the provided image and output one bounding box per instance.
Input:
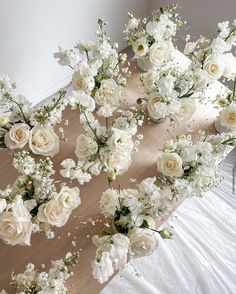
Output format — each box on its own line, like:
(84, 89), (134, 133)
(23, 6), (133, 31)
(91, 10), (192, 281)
(0, 151), (80, 246)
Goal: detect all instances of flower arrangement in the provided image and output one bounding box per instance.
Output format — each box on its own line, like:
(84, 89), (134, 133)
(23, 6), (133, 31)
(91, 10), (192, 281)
(0, 74), (67, 156)
(0, 151), (81, 246)
(9, 252), (79, 293)
(156, 131), (236, 198)
(91, 177), (173, 284)
(124, 5), (183, 71)
(54, 19), (129, 118)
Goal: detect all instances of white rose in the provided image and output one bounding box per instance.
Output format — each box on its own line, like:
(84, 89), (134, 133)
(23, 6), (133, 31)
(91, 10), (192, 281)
(147, 92), (165, 120)
(219, 104), (236, 130)
(72, 71), (95, 93)
(57, 186), (81, 211)
(4, 123), (30, 149)
(203, 55), (225, 81)
(223, 53), (236, 80)
(157, 152), (183, 177)
(149, 42), (171, 66)
(172, 99), (196, 122)
(29, 126), (59, 156)
(101, 150), (132, 175)
(132, 38), (149, 58)
(75, 134), (98, 159)
(67, 90), (95, 111)
(129, 228), (158, 257)
(99, 189), (119, 217)
(0, 116), (9, 127)
(37, 198), (70, 227)
(95, 79), (121, 107)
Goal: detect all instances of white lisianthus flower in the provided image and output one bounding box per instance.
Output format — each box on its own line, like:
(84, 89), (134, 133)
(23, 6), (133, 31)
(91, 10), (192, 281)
(134, 215), (156, 229)
(223, 53), (236, 80)
(149, 42), (171, 66)
(121, 189), (142, 216)
(75, 134), (98, 159)
(96, 105), (117, 118)
(0, 116), (9, 127)
(95, 79), (121, 107)
(37, 198), (70, 227)
(110, 233), (130, 271)
(60, 159), (76, 178)
(157, 152), (183, 177)
(4, 123), (30, 149)
(99, 189), (119, 217)
(57, 186), (81, 211)
(172, 99), (196, 122)
(129, 228), (158, 257)
(147, 92), (164, 120)
(219, 104), (236, 130)
(92, 251), (114, 284)
(67, 90), (95, 111)
(203, 55), (225, 81)
(132, 38), (149, 58)
(107, 129), (134, 154)
(72, 71), (95, 93)
(0, 196), (33, 246)
(29, 126), (59, 157)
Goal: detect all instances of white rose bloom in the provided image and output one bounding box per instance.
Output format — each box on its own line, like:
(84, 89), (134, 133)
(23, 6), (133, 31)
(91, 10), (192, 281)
(4, 123), (30, 149)
(75, 134), (98, 159)
(72, 71), (95, 93)
(223, 53), (236, 80)
(129, 228), (158, 257)
(203, 55), (225, 81)
(29, 126), (59, 157)
(157, 152), (183, 177)
(107, 129), (134, 154)
(147, 92), (165, 120)
(95, 79), (121, 107)
(132, 38), (149, 58)
(0, 116), (9, 127)
(67, 90), (95, 111)
(172, 99), (196, 122)
(219, 104), (236, 130)
(37, 198), (70, 227)
(57, 186), (81, 211)
(101, 150), (132, 175)
(149, 42), (171, 66)
(92, 251), (114, 284)
(99, 189), (119, 217)
(0, 196), (33, 246)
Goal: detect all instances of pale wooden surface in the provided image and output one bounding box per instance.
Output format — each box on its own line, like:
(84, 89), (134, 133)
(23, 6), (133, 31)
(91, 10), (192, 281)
(0, 55), (222, 293)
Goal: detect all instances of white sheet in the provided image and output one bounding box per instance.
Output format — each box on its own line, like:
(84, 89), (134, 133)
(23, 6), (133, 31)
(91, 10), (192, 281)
(102, 159), (236, 294)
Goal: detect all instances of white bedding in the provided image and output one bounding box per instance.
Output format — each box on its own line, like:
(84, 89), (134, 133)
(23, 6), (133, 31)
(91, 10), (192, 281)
(102, 158), (236, 294)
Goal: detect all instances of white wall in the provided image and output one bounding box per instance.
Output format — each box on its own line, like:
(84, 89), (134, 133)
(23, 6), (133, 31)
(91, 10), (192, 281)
(0, 0), (150, 105)
(148, 0), (236, 50)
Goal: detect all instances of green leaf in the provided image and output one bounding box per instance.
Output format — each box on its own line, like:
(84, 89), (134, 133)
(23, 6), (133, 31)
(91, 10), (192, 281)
(140, 219), (150, 229)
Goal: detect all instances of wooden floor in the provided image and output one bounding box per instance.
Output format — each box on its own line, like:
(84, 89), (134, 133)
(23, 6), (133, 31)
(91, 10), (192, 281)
(0, 56), (220, 294)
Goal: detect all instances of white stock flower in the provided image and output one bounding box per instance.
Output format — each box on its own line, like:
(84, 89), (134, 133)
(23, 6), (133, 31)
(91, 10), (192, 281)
(95, 79), (121, 107)
(92, 251), (114, 284)
(72, 71), (95, 93)
(219, 104), (236, 130)
(0, 116), (9, 127)
(211, 37), (231, 54)
(0, 199), (7, 213)
(184, 41), (197, 55)
(75, 40), (96, 53)
(149, 42), (171, 66)
(142, 71), (158, 93)
(203, 55), (225, 81)
(193, 69), (210, 91)
(75, 134), (98, 159)
(129, 228), (158, 257)
(96, 105), (117, 118)
(4, 123), (30, 149)
(29, 126), (59, 157)
(60, 159), (76, 178)
(147, 92), (165, 120)
(67, 90), (95, 111)
(99, 189), (119, 217)
(127, 18), (139, 30)
(107, 129), (134, 154)
(132, 37), (149, 58)
(53, 46), (80, 67)
(172, 99), (196, 122)
(223, 53), (236, 80)
(57, 186), (81, 211)
(157, 152), (183, 177)
(110, 233), (130, 271)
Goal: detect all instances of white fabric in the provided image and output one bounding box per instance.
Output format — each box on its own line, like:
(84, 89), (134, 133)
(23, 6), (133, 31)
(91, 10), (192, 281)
(102, 160), (236, 294)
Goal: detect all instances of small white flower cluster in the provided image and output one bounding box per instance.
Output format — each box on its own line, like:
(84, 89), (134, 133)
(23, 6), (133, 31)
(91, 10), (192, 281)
(54, 19), (129, 118)
(156, 132), (236, 198)
(141, 65), (198, 122)
(0, 151), (81, 246)
(10, 252), (79, 293)
(124, 5), (182, 69)
(0, 75), (67, 156)
(91, 177), (173, 284)
(60, 104), (144, 185)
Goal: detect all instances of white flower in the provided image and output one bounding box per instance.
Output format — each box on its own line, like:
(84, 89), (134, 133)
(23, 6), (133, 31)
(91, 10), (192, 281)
(67, 90), (95, 111)
(37, 198), (70, 227)
(223, 53), (236, 80)
(121, 189), (142, 216)
(132, 37), (149, 58)
(211, 37), (231, 54)
(157, 152), (183, 177)
(193, 69), (210, 91)
(0, 116), (9, 127)
(0, 199), (7, 213)
(57, 186), (81, 211)
(129, 228), (158, 257)
(147, 92), (164, 120)
(203, 55), (225, 81)
(172, 99), (196, 122)
(4, 123), (30, 149)
(219, 104), (236, 130)
(110, 234), (130, 271)
(92, 251), (114, 284)
(96, 105), (117, 118)
(72, 71), (95, 93)
(60, 159), (76, 178)
(0, 196), (33, 246)
(53, 46), (80, 67)
(142, 71), (158, 93)
(134, 215), (156, 229)
(0, 73), (13, 95)
(29, 126), (59, 157)
(184, 41), (197, 55)
(99, 189), (119, 217)
(107, 129), (134, 154)
(149, 42), (171, 66)
(95, 79), (121, 107)
(75, 40), (96, 53)
(75, 134), (98, 159)
(127, 17), (139, 30)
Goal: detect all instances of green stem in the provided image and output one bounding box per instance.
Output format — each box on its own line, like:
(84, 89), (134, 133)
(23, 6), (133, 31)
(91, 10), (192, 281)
(82, 109), (99, 141)
(85, 50), (89, 62)
(232, 77), (236, 101)
(106, 118), (109, 130)
(7, 94), (29, 124)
